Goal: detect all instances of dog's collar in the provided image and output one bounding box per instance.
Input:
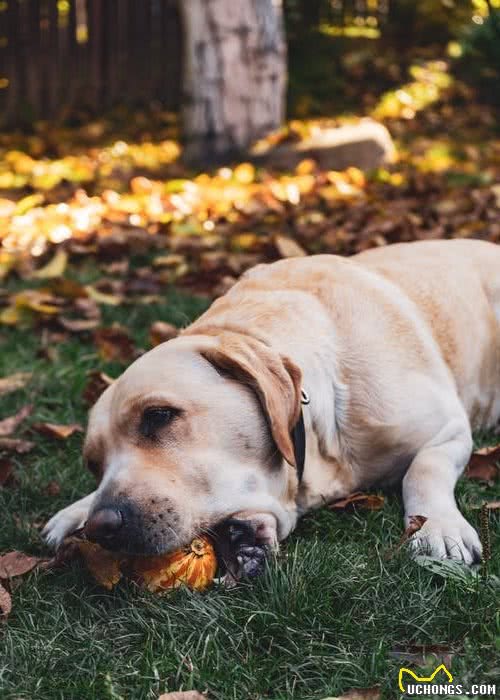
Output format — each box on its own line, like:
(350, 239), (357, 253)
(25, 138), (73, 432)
(291, 389), (309, 484)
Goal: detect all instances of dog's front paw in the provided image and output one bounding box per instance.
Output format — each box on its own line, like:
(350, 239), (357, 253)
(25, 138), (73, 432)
(407, 511), (482, 565)
(42, 496), (93, 549)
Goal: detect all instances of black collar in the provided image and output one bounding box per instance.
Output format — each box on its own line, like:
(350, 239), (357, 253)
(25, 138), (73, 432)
(291, 390), (309, 484)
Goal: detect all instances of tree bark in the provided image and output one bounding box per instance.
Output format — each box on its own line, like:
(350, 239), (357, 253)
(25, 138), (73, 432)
(180, 0), (287, 163)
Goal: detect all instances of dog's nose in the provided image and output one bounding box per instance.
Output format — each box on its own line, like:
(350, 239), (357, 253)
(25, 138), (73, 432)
(84, 507), (123, 545)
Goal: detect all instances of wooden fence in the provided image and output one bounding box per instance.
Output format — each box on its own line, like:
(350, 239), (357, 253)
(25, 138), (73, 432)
(0, 0), (183, 125)
(0, 0), (391, 127)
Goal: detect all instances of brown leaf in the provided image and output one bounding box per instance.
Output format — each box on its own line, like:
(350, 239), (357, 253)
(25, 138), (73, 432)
(0, 438), (35, 454)
(93, 325), (137, 363)
(483, 501), (500, 510)
(384, 515), (427, 560)
(0, 458), (14, 487)
(82, 370), (114, 406)
(0, 582), (12, 619)
(329, 492), (385, 511)
(150, 321), (179, 347)
(76, 541), (123, 590)
(32, 422), (83, 440)
(274, 235), (307, 258)
(321, 688), (381, 700)
(0, 551), (46, 579)
(0, 404), (33, 437)
(466, 445), (500, 482)
(58, 317), (100, 332)
(390, 643), (454, 668)
(44, 480), (61, 496)
(158, 693), (207, 700)
(0, 372), (32, 397)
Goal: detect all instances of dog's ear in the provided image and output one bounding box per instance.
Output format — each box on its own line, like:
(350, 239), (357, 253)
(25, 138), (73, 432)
(201, 333), (302, 467)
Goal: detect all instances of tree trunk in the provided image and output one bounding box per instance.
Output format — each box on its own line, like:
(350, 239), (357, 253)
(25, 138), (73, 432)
(180, 0), (287, 163)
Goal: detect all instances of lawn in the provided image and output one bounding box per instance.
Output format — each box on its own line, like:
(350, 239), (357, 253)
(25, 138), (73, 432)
(0, 272), (499, 700)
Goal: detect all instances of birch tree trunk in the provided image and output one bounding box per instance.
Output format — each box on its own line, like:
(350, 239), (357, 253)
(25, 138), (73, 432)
(180, 0), (287, 163)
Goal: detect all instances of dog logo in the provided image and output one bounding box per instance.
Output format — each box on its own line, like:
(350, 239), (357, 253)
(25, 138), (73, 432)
(398, 662), (453, 692)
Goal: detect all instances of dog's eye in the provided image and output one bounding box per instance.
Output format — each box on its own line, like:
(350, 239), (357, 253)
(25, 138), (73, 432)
(140, 407), (176, 439)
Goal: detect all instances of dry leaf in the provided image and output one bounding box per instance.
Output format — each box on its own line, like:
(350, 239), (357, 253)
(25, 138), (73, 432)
(0, 582), (12, 619)
(44, 480), (61, 496)
(31, 249), (68, 279)
(59, 317), (101, 332)
(0, 459), (14, 487)
(329, 492), (385, 511)
(0, 404), (33, 437)
(384, 515), (427, 560)
(150, 321), (179, 347)
(93, 325), (137, 363)
(0, 437), (35, 454)
(32, 422), (83, 440)
(274, 235), (307, 258)
(158, 692), (206, 700)
(76, 541), (123, 590)
(321, 688), (381, 700)
(390, 643), (454, 668)
(0, 372), (32, 397)
(466, 445), (500, 482)
(85, 285), (123, 306)
(0, 551), (46, 579)
(82, 370), (114, 405)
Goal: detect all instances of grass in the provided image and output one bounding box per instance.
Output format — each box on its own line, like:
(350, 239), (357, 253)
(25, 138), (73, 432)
(0, 278), (499, 700)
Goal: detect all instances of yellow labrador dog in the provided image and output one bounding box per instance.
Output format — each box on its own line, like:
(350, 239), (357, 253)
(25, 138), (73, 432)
(44, 239), (500, 564)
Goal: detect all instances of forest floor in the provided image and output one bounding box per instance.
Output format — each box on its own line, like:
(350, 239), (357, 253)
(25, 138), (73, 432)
(0, 41), (499, 700)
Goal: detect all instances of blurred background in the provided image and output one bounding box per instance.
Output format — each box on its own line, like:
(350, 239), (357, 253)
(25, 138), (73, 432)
(0, 0), (499, 297)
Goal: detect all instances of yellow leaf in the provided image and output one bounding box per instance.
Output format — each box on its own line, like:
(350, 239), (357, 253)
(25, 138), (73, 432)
(85, 286), (123, 306)
(32, 249), (68, 279)
(275, 235), (307, 258)
(233, 162), (255, 185)
(14, 193), (45, 215)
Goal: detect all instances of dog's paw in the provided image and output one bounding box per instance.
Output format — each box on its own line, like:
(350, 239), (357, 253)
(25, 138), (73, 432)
(407, 511), (482, 565)
(42, 502), (90, 549)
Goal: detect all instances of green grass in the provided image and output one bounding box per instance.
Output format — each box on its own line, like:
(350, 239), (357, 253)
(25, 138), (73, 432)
(0, 282), (499, 700)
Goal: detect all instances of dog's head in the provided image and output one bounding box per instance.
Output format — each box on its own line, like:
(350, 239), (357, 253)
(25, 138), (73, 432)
(83, 332), (303, 554)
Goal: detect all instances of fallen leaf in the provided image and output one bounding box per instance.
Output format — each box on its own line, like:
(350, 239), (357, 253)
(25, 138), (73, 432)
(390, 643), (455, 668)
(44, 480), (61, 496)
(150, 321), (179, 347)
(0, 582), (12, 619)
(58, 317), (100, 332)
(0, 438), (35, 454)
(32, 422), (83, 440)
(0, 551), (46, 579)
(82, 370), (114, 405)
(76, 541), (123, 590)
(384, 515), (427, 560)
(466, 445), (500, 482)
(85, 285), (123, 306)
(158, 692), (207, 700)
(0, 372), (32, 397)
(321, 688), (381, 700)
(274, 234), (307, 258)
(0, 404), (33, 437)
(31, 249), (68, 279)
(329, 492), (385, 511)
(483, 501), (500, 510)
(93, 325), (137, 363)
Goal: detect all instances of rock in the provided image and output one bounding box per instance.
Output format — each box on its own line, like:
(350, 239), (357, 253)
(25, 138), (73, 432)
(253, 119), (395, 172)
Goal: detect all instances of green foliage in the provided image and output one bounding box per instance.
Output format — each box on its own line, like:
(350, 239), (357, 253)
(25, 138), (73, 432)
(457, 11), (500, 104)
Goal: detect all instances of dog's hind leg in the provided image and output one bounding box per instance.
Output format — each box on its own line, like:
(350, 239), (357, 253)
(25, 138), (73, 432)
(42, 491), (97, 549)
(402, 421), (482, 565)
